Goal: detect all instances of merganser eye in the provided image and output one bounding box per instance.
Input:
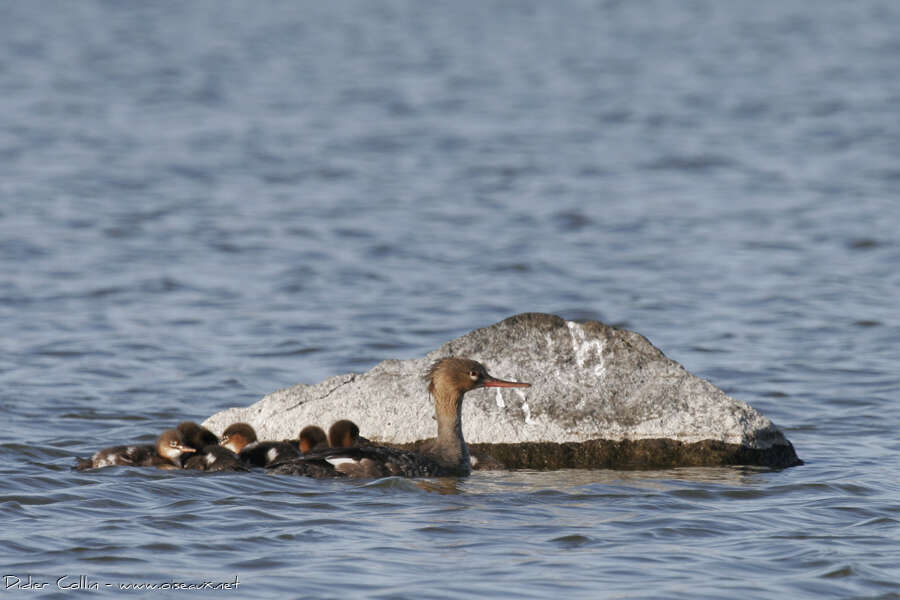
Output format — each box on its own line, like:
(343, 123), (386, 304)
(469, 370), (479, 380)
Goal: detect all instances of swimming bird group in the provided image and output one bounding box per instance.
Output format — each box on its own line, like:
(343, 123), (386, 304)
(74, 357), (531, 479)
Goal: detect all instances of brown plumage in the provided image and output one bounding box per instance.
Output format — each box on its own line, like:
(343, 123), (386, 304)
(176, 421), (219, 451)
(219, 422), (300, 467)
(219, 422), (257, 453)
(268, 358), (530, 479)
(299, 425), (329, 453)
(74, 429), (195, 471)
(328, 419), (369, 448)
(263, 455), (347, 478)
(183, 445), (250, 472)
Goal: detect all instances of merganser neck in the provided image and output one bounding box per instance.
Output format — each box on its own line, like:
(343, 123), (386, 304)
(432, 387), (470, 473)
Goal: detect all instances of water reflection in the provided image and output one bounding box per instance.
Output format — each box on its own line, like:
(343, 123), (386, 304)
(463, 466), (773, 493)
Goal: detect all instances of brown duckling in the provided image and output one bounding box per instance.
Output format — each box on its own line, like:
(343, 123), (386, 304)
(176, 421), (219, 451)
(220, 422), (300, 468)
(328, 419), (371, 448)
(299, 425), (329, 453)
(74, 429), (195, 471)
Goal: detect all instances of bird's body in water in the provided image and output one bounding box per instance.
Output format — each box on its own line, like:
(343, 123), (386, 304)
(268, 358), (530, 479)
(74, 429), (195, 471)
(183, 445), (250, 472)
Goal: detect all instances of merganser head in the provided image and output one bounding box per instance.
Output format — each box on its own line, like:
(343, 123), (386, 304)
(328, 419), (360, 448)
(299, 425), (328, 453)
(425, 357), (531, 396)
(157, 429), (196, 463)
(220, 423), (257, 454)
(176, 421), (218, 450)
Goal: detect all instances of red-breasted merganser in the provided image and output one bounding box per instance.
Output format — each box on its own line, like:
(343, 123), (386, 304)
(298, 425), (329, 453)
(268, 357), (531, 478)
(328, 419), (371, 448)
(74, 429), (195, 471)
(220, 422), (301, 467)
(176, 421), (219, 451)
(175, 421), (245, 470)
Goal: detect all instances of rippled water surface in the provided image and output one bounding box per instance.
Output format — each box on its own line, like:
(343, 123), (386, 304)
(2, 2), (899, 598)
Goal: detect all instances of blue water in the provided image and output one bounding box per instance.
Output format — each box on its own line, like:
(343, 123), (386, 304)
(2, 1), (900, 597)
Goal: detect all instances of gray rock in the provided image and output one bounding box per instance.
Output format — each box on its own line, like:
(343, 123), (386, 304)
(203, 313), (801, 469)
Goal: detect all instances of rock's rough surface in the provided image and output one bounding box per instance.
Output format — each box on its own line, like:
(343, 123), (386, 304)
(203, 313), (801, 469)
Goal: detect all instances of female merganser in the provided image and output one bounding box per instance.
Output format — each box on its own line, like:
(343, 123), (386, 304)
(74, 429), (195, 471)
(299, 425), (329, 453)
(268, 358), (530, 478)
(220, 422), (300, 467)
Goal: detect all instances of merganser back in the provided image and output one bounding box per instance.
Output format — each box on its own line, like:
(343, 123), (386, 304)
(268, 357), (531, 478)
(74, 429), (195, 471)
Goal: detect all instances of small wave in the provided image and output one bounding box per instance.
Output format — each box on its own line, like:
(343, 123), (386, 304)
(549, 534), (593, 548)
(642, 153), (737, 172)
